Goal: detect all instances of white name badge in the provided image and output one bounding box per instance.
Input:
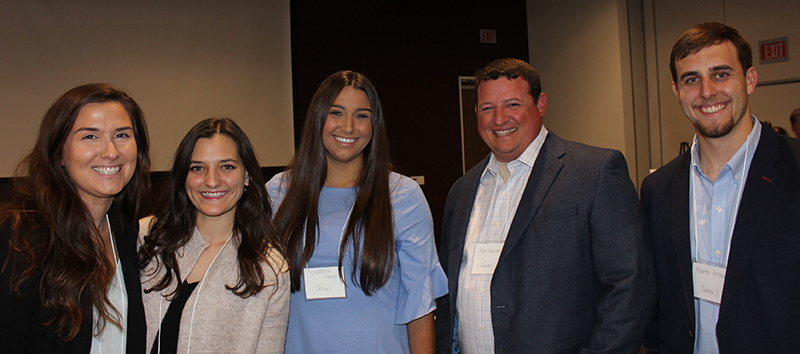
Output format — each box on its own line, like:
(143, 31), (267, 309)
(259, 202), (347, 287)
(693, 262), (726, 305)
(471, 243), (504, 275)
(304, 266), (346, 300)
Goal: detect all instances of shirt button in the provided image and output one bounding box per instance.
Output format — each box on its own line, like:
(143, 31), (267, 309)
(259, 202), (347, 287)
(480, 325), (485, 331)
(494, 222), (499, 227)
(715, 250), (721, 256)
(715, 206), (722, 213)
(481, 289), (486, 294)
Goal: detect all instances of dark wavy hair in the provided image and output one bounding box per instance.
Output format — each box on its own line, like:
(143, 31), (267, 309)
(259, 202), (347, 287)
(272, 70), (394, 295)
(670, 22), (753, 83)
(475, 58), (543, 104)
(139, 117), (282, 298)
(1, 83), (151, 340)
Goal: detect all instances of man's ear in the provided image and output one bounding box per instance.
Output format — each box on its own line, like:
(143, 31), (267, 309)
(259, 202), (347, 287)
(536, 92), (548, 117)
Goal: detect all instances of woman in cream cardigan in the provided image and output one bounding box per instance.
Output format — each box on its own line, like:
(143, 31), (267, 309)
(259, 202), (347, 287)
(139, 118), (289, 353)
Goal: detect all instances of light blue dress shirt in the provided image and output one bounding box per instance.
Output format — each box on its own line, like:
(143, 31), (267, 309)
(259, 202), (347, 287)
(689, 116), (761, 354)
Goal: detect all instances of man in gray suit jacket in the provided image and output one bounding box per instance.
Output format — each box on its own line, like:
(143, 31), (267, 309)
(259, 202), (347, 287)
(435, 58), (655, 354)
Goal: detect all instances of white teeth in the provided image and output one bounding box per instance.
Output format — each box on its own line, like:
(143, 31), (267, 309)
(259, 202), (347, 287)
(495, 127), (517, 136)
(700, 103), (725, 114)
(201, 192), (226, 198)
(334, 136), (357, 143)
(93, 166), (120, 175)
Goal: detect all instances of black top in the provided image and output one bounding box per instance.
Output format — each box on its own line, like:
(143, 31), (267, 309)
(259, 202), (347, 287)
(150, 281), (199, 354)
(0, 201), (147, 354)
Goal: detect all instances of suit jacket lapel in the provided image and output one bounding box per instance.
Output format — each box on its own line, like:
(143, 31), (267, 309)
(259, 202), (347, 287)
(720, 125), (780, 316)
(669, 152), (696, 327)
(449, 155), (488, 290)
(497, 133), (564, 265)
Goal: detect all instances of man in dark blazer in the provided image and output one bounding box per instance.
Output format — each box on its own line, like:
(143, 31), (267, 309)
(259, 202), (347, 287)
(641, 22), (800, 353)
(435, 58), (655, 354)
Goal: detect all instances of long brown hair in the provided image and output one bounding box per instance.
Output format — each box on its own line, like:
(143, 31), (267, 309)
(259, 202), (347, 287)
(139, 118), (283, 298)
(1, 83), (151, 340)
(273, 71), (394, 295)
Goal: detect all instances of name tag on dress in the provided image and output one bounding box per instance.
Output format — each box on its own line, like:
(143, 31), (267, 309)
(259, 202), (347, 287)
(471, 243), (504, 274)
(693, 262), (726, 304)
(304, 266), (346, 300)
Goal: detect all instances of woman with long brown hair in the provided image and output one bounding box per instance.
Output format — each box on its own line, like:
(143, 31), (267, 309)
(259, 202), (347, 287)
(268, 71), (447, 353)
(0, 83), (150, 353)
(139, 118), (289, 353)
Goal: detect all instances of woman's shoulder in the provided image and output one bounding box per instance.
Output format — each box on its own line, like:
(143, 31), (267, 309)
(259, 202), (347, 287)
(388, 172), (425, 201)
(138, 215), (156, 240)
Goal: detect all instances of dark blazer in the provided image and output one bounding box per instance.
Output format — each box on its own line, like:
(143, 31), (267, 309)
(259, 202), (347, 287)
(641, 122), (800, 353)
(0, 201), (146, 354)
(436, 132), (656, 354)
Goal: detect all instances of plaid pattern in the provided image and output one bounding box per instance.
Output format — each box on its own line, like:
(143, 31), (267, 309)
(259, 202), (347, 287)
(456, 128), (547, 353)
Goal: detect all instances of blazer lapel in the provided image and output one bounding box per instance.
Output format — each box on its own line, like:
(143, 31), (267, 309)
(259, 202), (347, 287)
(668, 153), (696, 328)
(719, 125), (780, 317)
(449, 156), (488, 285)
(498, 134), (564, 264)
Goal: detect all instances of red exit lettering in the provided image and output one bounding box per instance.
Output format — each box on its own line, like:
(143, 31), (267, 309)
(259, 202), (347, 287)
(480, 29), (496, 44)
(761, 40), (787, 61)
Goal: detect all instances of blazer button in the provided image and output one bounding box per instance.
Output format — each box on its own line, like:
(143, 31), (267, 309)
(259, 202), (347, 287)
(688, 330), (693, 338)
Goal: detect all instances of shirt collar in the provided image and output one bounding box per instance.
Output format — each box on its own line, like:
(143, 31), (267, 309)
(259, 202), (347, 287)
(691, 115), (761, 178)
(482, 126), (549, 179)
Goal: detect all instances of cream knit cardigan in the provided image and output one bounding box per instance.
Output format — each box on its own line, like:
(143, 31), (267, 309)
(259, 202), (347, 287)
(139, 217), (290, 353)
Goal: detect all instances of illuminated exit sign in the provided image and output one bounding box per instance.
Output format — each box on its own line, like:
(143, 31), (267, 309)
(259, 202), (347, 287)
(759, 37), (788, 64)
(480, 29), (496, 44)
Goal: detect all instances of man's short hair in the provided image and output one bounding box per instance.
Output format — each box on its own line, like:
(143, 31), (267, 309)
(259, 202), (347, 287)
(475, 58), (542, 103)
(791, 108), (800, 126)
(670, 22), (753, 83)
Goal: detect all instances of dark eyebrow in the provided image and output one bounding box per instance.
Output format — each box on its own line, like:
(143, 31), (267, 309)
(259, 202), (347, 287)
(679, 71), (699, 81)
(330, 104), (372, 113)
(710, 65), (734, 72)
(74, 127), (99, 132)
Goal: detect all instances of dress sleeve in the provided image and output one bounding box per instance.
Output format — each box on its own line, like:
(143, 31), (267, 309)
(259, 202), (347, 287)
(265, 172), (287, 212)
(392, 176), (449, 325)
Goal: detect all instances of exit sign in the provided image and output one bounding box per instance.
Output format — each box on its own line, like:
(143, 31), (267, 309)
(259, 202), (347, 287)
(759, 37), (789, 64)
(480, 29), (496, 44)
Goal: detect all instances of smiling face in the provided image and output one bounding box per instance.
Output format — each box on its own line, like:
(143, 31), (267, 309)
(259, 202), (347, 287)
(322, 85), (373, 168)
(476, 76), (547, 162)
(185, 134), (248, 224)
(62, 102), (137, 210)
(672, 41), (757, 140)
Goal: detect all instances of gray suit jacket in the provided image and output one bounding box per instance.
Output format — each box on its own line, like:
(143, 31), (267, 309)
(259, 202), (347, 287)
(436, 132), (655, 354)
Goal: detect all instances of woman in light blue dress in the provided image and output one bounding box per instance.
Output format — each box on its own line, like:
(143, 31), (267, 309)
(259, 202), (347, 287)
(268, 70), (447, 353)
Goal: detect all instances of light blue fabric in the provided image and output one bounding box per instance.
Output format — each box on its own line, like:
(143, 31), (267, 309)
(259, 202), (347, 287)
(689, 116), (760, 354)
(267, 172), (448, 354)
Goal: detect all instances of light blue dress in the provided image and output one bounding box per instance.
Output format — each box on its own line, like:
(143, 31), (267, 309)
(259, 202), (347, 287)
(267, 172), (448, 354)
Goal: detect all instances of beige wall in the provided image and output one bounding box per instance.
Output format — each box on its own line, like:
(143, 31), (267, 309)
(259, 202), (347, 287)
(526, 0), (645, 184)
(0, 0), (294, 176)
(647, 0), (800, 167)
(526, 0), (800, 187)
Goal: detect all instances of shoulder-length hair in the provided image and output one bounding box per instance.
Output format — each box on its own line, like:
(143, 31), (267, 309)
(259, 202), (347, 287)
(139, 117), (283, 298)
(1, 83), (151, 340)
(273, 70), (394, 295)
